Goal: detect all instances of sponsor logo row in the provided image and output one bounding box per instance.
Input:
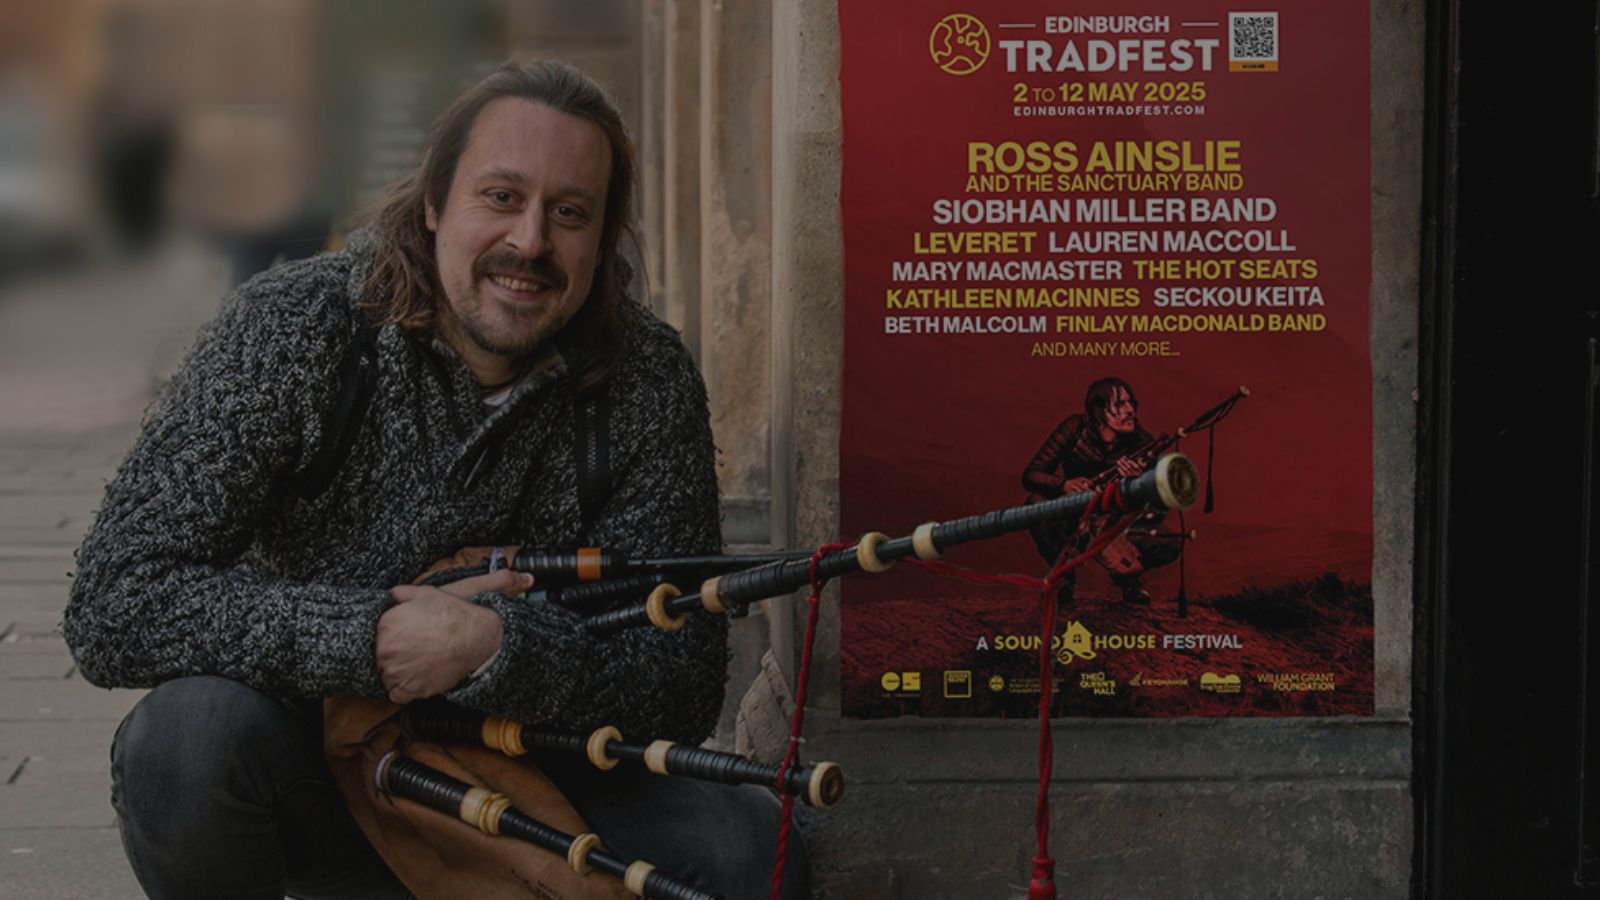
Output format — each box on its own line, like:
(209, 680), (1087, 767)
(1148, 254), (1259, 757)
(879, 669), (1338, 699)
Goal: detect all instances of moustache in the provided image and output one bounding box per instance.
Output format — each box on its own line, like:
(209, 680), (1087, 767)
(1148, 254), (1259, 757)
(472, 250), (569, 290)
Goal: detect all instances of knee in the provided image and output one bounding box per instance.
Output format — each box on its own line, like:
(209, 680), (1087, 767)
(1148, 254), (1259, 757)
(112, 677), (308, 828)
(702, 787), (811, 899)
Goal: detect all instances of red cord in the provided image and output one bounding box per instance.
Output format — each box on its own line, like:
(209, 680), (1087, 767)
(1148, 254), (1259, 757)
(905, 482), (1136, 900)
(1030, 483), (1138, 900)
(770, 483), (1140, 900)
(770, 542), (851, 900)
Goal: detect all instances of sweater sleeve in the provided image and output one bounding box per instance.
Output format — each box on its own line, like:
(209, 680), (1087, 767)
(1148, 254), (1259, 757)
(63, 285), (389, 699)
(446, 327), (727, 745)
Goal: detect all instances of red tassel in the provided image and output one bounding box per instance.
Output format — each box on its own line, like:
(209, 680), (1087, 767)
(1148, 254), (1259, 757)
(1028, 856), (1057, 900)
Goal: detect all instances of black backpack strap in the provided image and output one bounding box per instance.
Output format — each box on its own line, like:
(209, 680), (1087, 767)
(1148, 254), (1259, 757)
(292, 316), (378, 500)
(573, 384), (612, 536)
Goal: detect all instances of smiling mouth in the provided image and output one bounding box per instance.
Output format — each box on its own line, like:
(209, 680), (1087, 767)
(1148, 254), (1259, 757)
(487, 273), (554, 293)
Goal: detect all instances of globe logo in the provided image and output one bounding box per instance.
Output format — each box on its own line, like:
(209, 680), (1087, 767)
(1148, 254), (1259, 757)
(929, 13), (991, 76)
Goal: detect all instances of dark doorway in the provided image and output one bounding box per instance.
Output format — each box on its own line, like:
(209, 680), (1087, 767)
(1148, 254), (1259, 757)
(1415, 1), (1600, 897)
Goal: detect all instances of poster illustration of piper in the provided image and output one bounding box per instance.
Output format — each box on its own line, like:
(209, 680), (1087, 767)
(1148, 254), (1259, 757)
(838, 1), (1373, 717)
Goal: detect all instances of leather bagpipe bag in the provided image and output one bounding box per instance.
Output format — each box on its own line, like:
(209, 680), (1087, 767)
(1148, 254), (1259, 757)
(323, 547), (631, 900)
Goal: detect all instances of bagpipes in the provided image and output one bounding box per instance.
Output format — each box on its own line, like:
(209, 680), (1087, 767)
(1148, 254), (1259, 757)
(1125, 386), (1249, 615)
(1091, 386), (1248, 511)
(586, 454), (1198, 636)
(1031, 387), (1249, 614)
(415, 546), (817, 612)
(325, 453), (1199, 899)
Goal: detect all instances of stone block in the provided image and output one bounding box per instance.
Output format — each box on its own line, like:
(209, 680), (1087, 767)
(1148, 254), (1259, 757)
(810, 780), (1409, 900)
(808, 717), (1410, 785)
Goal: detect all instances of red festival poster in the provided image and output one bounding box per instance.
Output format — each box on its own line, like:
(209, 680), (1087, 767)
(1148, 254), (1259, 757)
(838, 3), (1373, 717)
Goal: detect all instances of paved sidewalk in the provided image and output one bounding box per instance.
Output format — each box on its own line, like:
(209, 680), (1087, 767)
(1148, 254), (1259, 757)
(0, 243), (230, 899)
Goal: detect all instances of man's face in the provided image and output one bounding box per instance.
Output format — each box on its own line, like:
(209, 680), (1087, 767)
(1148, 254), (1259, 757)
(425, 98), (611, 366)
(1103, 386), (1138, 434)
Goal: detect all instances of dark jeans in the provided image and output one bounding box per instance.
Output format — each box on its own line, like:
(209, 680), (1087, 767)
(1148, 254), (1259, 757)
(112, 676), (808, 899)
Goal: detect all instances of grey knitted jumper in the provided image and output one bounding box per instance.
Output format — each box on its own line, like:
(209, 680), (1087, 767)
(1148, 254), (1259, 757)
(63, 238), (728, 745)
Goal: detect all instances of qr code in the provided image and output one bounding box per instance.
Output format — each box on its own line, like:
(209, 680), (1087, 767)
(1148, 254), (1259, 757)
(1229, 12), (1279, 62)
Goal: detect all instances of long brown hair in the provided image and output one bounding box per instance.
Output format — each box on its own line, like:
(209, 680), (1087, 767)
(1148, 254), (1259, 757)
(1084, 376), (1138, 426)
(357, 60), (636, 387)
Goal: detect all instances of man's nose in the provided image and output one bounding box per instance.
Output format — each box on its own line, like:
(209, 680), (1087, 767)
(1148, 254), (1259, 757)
(504, 209), (552, 256)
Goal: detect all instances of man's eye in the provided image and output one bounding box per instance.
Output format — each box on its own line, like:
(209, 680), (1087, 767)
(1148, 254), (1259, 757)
(488, 190), (516, 205)
(553, 204), (587, 222)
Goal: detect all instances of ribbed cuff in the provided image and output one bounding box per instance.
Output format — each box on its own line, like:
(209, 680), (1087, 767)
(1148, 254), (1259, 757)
(445, 592), (584, 720)
(292, 585), (391, 697)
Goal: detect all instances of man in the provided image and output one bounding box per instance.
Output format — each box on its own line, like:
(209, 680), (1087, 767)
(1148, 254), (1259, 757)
(1021, 376), (1181, 606)
(65, 61), (805, 899)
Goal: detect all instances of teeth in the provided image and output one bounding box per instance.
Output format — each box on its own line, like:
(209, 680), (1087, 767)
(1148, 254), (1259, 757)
(489, 275), (548, 292)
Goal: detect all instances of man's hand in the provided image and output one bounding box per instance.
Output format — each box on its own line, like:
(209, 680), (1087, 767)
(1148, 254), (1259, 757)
(1062, 477), (1094, 494)
(375, 569), (530, 704)
(1113, 456), (1143, 478)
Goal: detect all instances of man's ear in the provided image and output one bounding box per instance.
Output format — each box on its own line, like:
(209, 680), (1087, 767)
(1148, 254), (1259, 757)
(424, 197), (438, 233)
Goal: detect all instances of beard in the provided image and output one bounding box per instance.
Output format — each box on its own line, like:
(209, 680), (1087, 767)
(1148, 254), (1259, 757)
(455, 249), (576, 358)
(454, 302), (557, 358)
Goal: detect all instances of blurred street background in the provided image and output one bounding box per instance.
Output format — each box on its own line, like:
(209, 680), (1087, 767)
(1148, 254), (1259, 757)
(0, 237), (226, 898)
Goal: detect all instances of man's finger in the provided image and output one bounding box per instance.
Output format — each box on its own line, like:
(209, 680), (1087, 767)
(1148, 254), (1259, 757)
(383, 666), (416, 703)
(438, 569), (534, 600)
